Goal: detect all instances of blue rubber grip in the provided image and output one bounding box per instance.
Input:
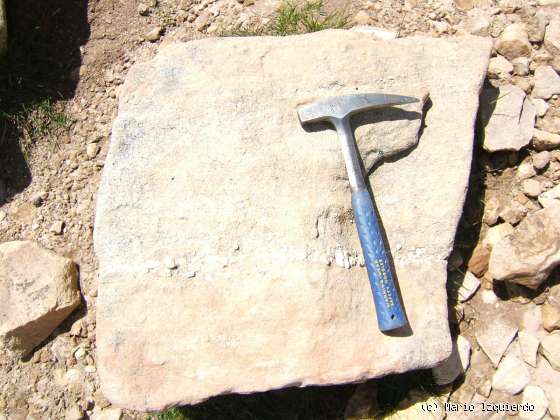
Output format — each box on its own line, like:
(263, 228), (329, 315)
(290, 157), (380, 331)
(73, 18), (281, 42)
(352, 189), (407, 331)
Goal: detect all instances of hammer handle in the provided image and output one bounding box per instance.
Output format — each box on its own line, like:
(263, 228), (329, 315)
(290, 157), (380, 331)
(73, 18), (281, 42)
(352, 189), (407, 331)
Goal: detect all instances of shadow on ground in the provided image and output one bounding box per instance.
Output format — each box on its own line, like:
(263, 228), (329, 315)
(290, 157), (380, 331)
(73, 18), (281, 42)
(0, 0), (89, 205)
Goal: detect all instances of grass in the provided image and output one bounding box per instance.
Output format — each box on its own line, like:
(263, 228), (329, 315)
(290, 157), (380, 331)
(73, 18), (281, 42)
(1, 99), (69, 157)
(219, 0), (350, 37)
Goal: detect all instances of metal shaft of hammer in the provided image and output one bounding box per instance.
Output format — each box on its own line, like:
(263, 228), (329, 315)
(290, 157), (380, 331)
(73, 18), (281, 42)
(298, 93), (418, 331)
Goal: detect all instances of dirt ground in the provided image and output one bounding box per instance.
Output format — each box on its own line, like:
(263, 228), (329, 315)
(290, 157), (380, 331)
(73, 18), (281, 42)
(1, 0), (559, 419)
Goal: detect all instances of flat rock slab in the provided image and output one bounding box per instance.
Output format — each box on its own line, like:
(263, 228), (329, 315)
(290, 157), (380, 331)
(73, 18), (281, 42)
(94, 30), (491, 411)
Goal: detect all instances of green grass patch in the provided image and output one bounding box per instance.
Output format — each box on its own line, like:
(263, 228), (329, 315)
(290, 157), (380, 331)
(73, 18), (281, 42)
(219, 0), (350, 37)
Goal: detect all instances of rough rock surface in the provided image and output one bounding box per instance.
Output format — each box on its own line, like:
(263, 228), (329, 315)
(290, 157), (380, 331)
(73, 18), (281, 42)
(489, 202), (560, 289)
(492, 355), (530, 395)
(479, 85), (535, 152)
(532, 66), (560, 100)
(476, 316), (518, 367)
(0, 241), (80, 361)
(541, 333), (560, 371)
(94, 31), (492, 410)
(432, 335), (471, 385)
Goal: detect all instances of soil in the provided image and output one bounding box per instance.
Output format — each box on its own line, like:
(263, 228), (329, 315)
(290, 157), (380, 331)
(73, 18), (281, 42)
(1, 0), (559, 419)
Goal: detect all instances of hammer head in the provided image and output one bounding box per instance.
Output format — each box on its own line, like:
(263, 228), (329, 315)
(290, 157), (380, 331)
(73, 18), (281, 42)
(297, 93), (418, 125)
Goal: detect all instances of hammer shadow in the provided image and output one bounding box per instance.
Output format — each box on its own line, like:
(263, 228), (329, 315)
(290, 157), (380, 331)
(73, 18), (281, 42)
(302, 100), (431, 337)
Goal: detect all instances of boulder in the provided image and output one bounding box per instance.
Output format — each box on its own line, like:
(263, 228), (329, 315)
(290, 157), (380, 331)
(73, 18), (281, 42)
(495, 24), (531, 60)
(94, 31), (492, 410)
(479, 85), (535, 152)
(0, 241), (80, 361)
(489, 202), (560, 289)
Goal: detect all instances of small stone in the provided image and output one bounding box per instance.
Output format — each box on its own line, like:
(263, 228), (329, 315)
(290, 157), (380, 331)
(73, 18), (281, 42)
(527, 12), (547, 43)
(532, 66), (560, 100)
(533, 99), (549, 118)
(30, 191), (46, 207)
(163, 256), (177, 270)
(495, 23), (532, 60)
(533, 129), (560, 151)
(511, 57), (529, 76)
(518, 330), (540, 367)
(533, 151), (551, 171)
(464, 12), (491, 36)
(488, 55), (513, 79)
(544, 19), (560, 57)
(539, 185), (560, 208)
(91, 407), (122, 420)
(468, 243), (491, 276)
(522, 178), (542, 198)
(74, 346), (86, 360)
(478, 380), (492, 398)
(517, 159), (537, 180)
(483, 222), (514, 248)
(432, 335), (471, 385)
(195, 11), (211, 31)
(543, 303), (560, 332)
(481, 289), (499, 304)
(476, 317), (518, 367)
(540, 333), (560, 371)
(492, 355), (530, 395)
(520, 385), (548, 420)
(353, 11), (371, 26)
(50, 221), (64, 235)
(86, 143), (99, 159)
(458, 271), (481, 302)
(137, 3), (149, 15)
(145, 26), (162, 42)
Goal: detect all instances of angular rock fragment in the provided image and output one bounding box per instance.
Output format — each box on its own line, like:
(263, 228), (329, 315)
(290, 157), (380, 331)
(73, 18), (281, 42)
(0, 241), (80, 361)
(94, 31), (492, 410)
(476, 317), (517, 367)
(544, 19), (560, 57)
(533, 129), (560, 151)
(532, 66), (560, 100)
(479, 85), (535, 152)
(540, 333), (560, 371)
(492, 355), (530, 395)
(534, 358), (560, 418)
(520, 385), (548, 420)
(489, 203), (560, 289)
(518, 330), (540, 367)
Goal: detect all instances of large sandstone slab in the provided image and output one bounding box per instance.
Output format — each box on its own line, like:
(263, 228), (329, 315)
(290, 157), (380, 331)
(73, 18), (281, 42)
(94, 30), (491, 411)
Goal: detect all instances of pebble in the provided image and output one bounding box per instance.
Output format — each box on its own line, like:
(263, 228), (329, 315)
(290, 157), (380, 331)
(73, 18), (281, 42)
(481, 289), (499, 304)
(533, 98), (549, 117)
(195, 11), (211, 31)
(495, 23), (531, 60)
(492, 355), (530, 395)
(432, 335), (471, 385)
(74, 346), (86, 360)
(483, 196), (501, 225)
(517, 159), (537, 180)
(543, 303), (560, 332)
(137, 3), (149, 15)
(511, 56), (529, 76)
(467, 243), (491, 276)
(458, 271), (481, 302)
(541, 333), (560, 371)
(532, 151), (551, 171)
(476, 316), (518, 367)
(353, 11), (371, 26)
(520, 385), (548, 420)
(30, 191), (47, 207)
(50, 221), (65, 235)
(518, 330), (540, 367)
(86, 143), (100, 159)
(145, 26), (162, 42)
(487, 55), (513, 79)
(522, 305), (543, 333)
(522, 178), (542, 198)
